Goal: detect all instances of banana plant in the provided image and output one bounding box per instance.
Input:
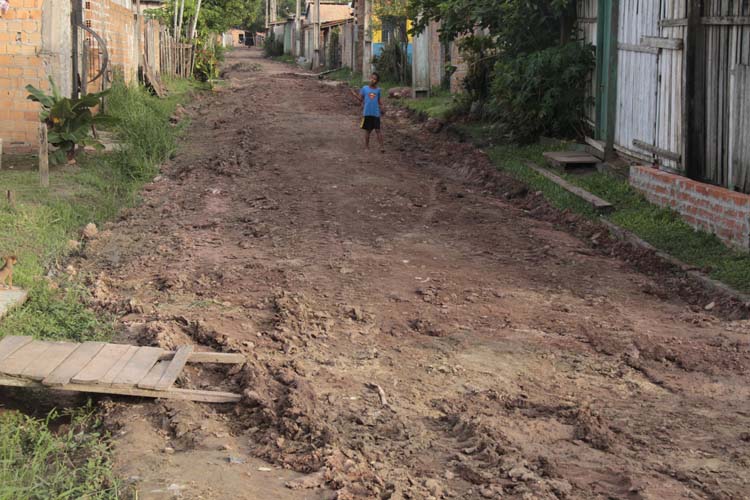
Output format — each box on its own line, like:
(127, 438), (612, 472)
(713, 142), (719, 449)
(26, 78), (114, 165)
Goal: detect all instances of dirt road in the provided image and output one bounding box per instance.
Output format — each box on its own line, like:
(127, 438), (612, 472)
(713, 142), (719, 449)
(76, 49), (750, 499)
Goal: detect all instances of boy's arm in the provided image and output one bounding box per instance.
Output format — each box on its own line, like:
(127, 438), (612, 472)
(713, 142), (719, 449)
(379, 93), (385, 115)
(350, 88), (364, 104)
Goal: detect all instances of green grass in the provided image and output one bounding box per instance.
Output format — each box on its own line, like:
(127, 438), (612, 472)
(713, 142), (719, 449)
(272, 54), (296, 65)
(484, 139), (750, 293)
(0, 77), (197, 499)
(0, 406), (119, 500)
(400, 89), (457, 120)
(324, 67), (400, 95)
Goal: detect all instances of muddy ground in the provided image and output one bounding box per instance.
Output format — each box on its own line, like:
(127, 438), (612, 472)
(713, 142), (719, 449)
(66, 49), (750, 499)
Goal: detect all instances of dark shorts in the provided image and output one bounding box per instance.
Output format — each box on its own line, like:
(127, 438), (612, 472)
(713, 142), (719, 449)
(360, 116), (381, 131)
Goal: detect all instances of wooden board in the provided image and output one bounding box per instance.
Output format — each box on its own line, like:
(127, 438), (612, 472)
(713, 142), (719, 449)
(138, 360), (170, 389)
(0, 375), (241, 403)
(159, 351), (246, 364)
(142, 345), (193, 391)
(0, 341), (54, 376)
(526, 162), (615, 213)
(71, 344), (134, 385)
(0, 339), (244, 404)
(97, 345), (140, 385)
(21, 342), (78, 381)
(543, 151), (600, 171)
(111, 346), (163, 387)
(43, 342), (106, 386)
(0, 336), (33, 364)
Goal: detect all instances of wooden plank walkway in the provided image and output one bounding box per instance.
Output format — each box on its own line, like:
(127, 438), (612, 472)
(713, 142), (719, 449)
(526, 162), (615, 214)
(0, 336), (244, 403)
(543, 151), (600, 171)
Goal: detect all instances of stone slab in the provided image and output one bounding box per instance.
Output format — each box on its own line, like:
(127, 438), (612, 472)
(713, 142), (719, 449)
(0, 289), (28, 320)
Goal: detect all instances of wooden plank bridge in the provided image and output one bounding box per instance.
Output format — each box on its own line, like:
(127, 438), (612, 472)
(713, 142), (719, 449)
(0, 336), (244, 403)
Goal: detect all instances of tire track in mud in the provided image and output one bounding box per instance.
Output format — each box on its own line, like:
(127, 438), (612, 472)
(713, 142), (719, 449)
(70, 48), (750, 499)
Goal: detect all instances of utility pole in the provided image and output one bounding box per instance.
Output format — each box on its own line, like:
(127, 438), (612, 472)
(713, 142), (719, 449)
(265, 0), (269, 30)
(362, 0), (371, 80)
(294, 0), (301, 58)
(313, 0), (320, 68)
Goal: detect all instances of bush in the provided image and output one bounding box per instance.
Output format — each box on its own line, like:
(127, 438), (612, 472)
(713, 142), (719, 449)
(26, 79), (112, 165)
(104, 77), (179, 181)
(194, 42), (224, 82)
(488, 42), (595, 143)
(263, 33), (284, 57)
(373, 39), (411, 84)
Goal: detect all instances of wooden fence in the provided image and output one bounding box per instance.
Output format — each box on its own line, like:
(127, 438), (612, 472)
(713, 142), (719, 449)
(158, 26), (196, 79)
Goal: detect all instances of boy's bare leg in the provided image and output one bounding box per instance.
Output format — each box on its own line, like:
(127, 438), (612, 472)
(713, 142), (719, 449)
(364, 130), (371, 150)
(375, 129), (384, 152)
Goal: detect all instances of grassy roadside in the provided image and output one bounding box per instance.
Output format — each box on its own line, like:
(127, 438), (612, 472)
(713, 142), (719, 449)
(0, 77), (198, 498)
(397, 100), (750, 294)
(325, 67), (401, 95)
(272, 54), (296, 65)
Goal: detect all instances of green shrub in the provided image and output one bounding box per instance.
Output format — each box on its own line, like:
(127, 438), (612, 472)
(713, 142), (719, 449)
(263, 33), (284, 57)
(488, 42), (595, 142)
(194, 41), (225, 82)
(26, 78), (112, 165)
(373, 39), (411, 84)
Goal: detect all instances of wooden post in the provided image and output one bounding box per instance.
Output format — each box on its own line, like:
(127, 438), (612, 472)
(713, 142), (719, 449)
(0, 138), (3, 170)
(38, 124), (49, 188)
(6, 190), (15, 209)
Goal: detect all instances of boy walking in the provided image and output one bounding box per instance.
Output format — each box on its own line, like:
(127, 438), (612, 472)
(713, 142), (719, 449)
(352, 72), (384, 152)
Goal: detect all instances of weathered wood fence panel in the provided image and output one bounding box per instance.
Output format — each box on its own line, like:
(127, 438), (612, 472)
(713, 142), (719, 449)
(158, 26), (196, 79)
(615, 0), (661, 163)
(655, 0), (687, 172)
(577, 0), (598, 127)
(729, 65), (750, 193)
(700, 0), (750, 192)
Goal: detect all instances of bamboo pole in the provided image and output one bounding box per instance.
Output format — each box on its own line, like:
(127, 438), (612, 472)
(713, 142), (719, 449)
(190, 0), (202, 40)
(176, 0), (185, 40)
(38, 124), (49, 188)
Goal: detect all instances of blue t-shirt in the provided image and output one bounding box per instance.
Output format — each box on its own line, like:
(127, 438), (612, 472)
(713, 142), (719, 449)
(360, 86), (381, 117)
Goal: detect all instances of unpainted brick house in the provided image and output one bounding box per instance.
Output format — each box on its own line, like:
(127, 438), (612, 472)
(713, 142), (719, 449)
(0, 0), (161, 152)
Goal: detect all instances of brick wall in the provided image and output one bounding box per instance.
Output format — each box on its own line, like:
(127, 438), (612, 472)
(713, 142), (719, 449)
(0, 0), (143, 151)
(631, 166), (750, 250)
(86, 0), (137, 86)
(0, 0), (46, 151)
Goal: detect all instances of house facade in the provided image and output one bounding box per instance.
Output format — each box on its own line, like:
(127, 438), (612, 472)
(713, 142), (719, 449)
(1, 0), (169, 152)
(579, 0), (750, 249)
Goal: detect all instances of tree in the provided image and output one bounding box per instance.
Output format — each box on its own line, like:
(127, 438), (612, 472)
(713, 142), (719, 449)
(407, 0), (576, 54)
(147, 0), (266, 37)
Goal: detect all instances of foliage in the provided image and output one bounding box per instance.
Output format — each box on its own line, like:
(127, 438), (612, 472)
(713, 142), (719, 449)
(194, 41), (223, 82)
(147, 0), (264, 39)
(488, 42), (595, 142)
(26, 79), (112, 165)
(373, 39), (411, 84)
(408, 0), (574, 51)
(0, 407), (119, 499)
(263, 32), (284, 57)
